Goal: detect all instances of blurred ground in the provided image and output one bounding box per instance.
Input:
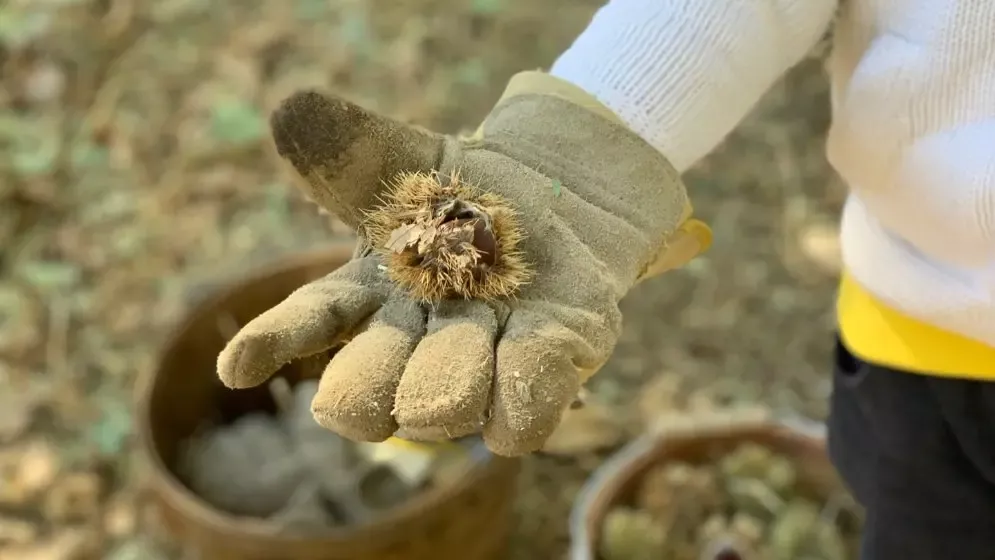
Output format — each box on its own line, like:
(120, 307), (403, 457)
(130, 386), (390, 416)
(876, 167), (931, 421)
(0, 0), (845, 558)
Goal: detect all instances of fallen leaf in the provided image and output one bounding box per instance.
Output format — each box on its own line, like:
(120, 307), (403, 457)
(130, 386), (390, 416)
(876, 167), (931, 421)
(23, 61), (65, 104)
(0, 386), (43, 442)
(85, 398), (132, 456)
(384, 222), (425, 254)
(104, 537), (170, 560)
(637, 373), (682, 430)
(103, 495), (138, 538)
(798, 223), (841, 274)
(415, 225), (438, 254)
(17, 261), (81, 293)
(471, 0), (503, 15)
(43, 471), (103, 523)
(0, 439), (58, 505)
(0, 514), (38, 545)
(454, 58), (487, 86)
(599, 508), (667, 560)
(209, 97), (265, 146)
(0, 527), (95, 560)
(541, 401), (625, 456)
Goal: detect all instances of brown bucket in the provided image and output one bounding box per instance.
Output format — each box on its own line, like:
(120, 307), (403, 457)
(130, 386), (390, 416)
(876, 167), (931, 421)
(568, 414), (840, 559)
(134, 240), (520, 560)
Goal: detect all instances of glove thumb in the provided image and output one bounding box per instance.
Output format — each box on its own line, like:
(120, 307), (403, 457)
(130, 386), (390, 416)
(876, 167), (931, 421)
(270, 91), (445, 228)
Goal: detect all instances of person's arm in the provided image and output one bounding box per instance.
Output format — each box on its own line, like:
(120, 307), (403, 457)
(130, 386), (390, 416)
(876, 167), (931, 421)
(551, 0), (838, 173)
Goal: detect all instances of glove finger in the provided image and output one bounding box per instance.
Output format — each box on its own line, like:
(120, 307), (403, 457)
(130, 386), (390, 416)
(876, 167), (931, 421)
(311, 295), (425, 442)
(393, 300), (498, 441)
(483, 308), (585, 457)
(218, 257), (388, 389)
(270, 91), (445, 229)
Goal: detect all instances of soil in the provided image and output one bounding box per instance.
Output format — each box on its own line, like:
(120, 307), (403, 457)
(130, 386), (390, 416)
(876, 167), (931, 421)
(0, 0), (843, 558)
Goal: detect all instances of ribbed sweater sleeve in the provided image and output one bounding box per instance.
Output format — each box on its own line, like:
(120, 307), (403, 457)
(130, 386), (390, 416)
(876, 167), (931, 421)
(550, 0), (838, 172)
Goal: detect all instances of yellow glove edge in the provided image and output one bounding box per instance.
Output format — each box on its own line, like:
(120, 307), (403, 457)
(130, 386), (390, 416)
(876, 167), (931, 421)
(383, 435), (463, 454)
(637, 214), (713, 283)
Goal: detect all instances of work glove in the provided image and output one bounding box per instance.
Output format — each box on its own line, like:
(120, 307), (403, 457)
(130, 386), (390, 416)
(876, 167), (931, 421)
(216, 71), (711, 456)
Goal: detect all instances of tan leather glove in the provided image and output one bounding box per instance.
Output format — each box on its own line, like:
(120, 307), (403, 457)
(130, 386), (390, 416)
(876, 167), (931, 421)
(217, 71), (711, 456)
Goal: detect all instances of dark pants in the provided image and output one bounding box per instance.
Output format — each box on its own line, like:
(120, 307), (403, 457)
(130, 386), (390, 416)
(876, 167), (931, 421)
(828, 337), (995, 559)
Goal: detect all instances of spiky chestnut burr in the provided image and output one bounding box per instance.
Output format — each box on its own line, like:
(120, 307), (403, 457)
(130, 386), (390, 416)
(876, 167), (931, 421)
(362, 170), (531, 302)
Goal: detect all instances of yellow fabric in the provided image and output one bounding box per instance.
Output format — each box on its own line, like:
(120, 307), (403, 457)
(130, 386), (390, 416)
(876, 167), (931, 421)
(384, 436), (461, 453)
(639, 217), (713, 281)
(837, 271), (995, 379)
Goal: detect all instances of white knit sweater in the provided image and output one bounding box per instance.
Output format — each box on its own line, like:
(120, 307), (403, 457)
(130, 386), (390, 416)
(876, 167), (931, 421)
(551, 0), (995, 348)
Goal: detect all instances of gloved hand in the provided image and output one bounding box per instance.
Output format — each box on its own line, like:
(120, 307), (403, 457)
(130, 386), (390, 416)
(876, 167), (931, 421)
(217, 71), (711, 456)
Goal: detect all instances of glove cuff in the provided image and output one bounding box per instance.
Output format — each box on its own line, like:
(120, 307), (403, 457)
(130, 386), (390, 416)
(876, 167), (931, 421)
(465, 71), (625, 141)
(497, 71), (627, 127)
